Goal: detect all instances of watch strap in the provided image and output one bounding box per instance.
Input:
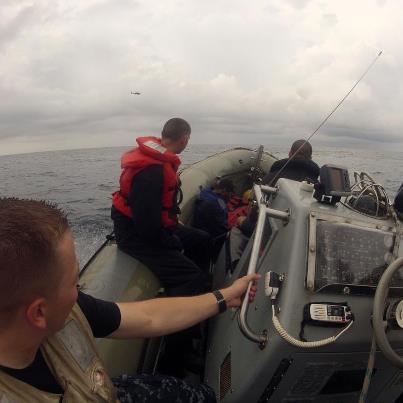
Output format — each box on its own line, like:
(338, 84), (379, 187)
(212, 290), (227, 314)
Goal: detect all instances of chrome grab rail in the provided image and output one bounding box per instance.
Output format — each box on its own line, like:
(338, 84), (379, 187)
(237, 184), (289, 349)
(260, 185), (278, 195)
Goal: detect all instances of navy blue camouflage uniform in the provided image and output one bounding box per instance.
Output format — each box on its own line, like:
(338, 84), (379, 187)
(113, 374), (216, 402)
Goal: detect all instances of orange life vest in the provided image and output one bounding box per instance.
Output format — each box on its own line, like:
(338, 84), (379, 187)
(112, 136), (181, 228)
(227, 195), (250, 228)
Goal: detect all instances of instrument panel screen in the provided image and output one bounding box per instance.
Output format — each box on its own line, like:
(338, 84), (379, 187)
(328, 168), (344, 191)
(314, 220), (402, 291)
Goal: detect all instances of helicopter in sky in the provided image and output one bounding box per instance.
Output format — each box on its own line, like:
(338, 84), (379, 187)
(131, 91), (141, 95)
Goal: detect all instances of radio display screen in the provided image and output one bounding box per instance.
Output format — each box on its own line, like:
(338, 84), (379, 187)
(313, 220), (402, 291)
(328, 168), (344, 191)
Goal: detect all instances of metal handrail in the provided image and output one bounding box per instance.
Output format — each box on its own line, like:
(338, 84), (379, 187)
(237, 184), (289, 349)
(260, 185), (278, 195)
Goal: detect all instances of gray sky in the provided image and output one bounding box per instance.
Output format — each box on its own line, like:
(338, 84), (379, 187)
(1, 0), (402, 155)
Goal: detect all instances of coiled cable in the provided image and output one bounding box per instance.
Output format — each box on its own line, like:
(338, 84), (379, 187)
(272, 305), (354, 348)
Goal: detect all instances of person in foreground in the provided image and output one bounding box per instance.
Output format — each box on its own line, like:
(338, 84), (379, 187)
(0, 198), (259, 402)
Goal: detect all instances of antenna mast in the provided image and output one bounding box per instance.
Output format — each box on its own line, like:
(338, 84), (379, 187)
(268, 51), (383, 186)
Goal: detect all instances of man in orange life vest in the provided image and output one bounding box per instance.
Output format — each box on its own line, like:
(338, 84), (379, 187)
(111, 118), (211, 298)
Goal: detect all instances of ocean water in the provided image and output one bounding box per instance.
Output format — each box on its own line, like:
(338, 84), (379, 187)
(0, 144), (401, 265)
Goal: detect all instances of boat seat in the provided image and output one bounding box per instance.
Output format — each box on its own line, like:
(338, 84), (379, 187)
(79, 243), (161, 377)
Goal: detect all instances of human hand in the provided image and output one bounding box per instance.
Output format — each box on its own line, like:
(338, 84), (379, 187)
(220, 273), (260, 308)
(237, 216), (247, 227)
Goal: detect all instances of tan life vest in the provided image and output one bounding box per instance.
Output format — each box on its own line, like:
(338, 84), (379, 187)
(0, 304), (118, 403)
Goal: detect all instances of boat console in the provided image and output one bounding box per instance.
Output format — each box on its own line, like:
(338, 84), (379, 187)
(205, 167), (403, 402)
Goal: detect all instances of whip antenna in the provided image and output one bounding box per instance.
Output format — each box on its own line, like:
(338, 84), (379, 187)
(268, 50), (383, 186)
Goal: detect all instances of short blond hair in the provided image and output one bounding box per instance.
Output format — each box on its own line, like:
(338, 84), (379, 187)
(0, 198), (69, 319)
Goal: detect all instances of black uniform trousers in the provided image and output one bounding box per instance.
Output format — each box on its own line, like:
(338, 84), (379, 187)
(116, 224), (211, 297)
(115, 224), (211, 377)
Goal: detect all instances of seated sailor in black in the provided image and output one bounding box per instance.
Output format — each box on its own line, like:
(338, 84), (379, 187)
(111, 118), (211, 298)
(0, 198), (259, 402)
(237, 139), (319, 236)
(231, 140), (320, 265)
(263, 139), (320, 186)
(395, 183), (403, 215)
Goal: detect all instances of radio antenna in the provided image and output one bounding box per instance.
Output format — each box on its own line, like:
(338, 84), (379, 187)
(268, 50), (383, 186)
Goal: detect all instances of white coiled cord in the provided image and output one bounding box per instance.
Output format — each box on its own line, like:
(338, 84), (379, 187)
(272, 305), (354, 348)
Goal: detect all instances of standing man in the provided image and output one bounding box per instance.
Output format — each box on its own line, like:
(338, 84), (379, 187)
(0, 198), (259, 402)
(111, 118), (210, 298)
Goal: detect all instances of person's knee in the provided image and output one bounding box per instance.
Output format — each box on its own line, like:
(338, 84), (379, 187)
(186, 270), (209, 294)
(167, 270), (208, 296)
(191, 227), (210, 244)
(196, 229), (212, 252)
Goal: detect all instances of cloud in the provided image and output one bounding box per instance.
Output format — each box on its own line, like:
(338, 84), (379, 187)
(0, 0), (402, 155)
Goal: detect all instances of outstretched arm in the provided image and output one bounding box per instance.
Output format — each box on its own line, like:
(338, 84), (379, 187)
(109, 274), (260, 339)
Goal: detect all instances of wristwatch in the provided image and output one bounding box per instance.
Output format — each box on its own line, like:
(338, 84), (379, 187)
(212, 290), (227, 313)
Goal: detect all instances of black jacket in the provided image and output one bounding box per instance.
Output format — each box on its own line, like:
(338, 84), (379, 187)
(239, 157), (319, 237)
(263, 158), (320, 186)
(111, 165), (182, 250)
(193, 188), (228, 237)
(395, 183), (403, 214)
